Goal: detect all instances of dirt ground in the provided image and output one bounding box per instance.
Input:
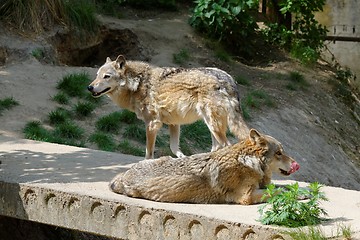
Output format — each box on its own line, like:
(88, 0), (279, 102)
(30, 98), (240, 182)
(1, 7), (360, 192)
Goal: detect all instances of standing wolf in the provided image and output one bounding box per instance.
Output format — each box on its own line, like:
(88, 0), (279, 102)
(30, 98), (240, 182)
(88, 55), (249, 159)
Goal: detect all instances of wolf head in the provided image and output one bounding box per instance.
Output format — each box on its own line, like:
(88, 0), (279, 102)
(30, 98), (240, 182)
(248, 129), (300, 176)
(87, 55), (140, 97)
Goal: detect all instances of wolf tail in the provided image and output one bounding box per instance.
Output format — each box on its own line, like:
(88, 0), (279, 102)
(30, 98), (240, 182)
(227, 92), (250, 140)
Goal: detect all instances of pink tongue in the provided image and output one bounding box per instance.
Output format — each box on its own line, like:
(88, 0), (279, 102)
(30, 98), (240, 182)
(289, 161), (300, 174)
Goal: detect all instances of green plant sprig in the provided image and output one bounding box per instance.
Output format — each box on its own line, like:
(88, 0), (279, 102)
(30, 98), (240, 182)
(258, 182), (328, 228)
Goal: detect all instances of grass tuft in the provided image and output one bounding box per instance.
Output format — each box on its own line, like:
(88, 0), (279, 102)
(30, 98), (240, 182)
(242, 89), (275, 110)
(123, 124), (147, 144)
(286, 71), (309, 90)
(31, 48), (45, 60)
(181, 121), (212, 150)
(173, 49), (190, 65)
(96, 112), (123, 133)
(53, 121), (84, 139)
(62, 0), (99, 32)
(48, 108), (71, 125)
(57, 72), (91, 98)
(73, 101), (95, 117)
(89, 132), (117, 152)
(284, 227), (327, 240)
(235, 75), (251, 86)
(23, 121), (52, 141)
(118, 140), (145, 157)
(52, 92), (70, 105)
(0, 97), (19, 115)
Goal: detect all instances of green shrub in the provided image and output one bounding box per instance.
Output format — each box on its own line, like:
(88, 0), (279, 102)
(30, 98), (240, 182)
(173, 49), (190, 65)
(286, 71), (309, 90)
(31, 48), (45, 60)
(261, 0), (327, 64)
(181, 121), (212, 150)
(57, 72), (91, 98)
(235, 75), (250, 86)
(190, 0), (258, 51)
(242, 90), (274, 109)
(89, 132), (117, 152)
(63, 0), (99, 32)
(95, 112), (123, 133)
(48, 108), (70, 125)
(74, 101), (95, 117)
(53, 121), (84, 139)
(118, 140), (145, 156)
(258, 182), (328, 227)
(52, 92), (70, 105)
(123, 124), (147, 143)
(117, 110), (139, 124)
(23, 121), (52, 142)
(0, 97), (19, 115)
(284, 227), (327, 240)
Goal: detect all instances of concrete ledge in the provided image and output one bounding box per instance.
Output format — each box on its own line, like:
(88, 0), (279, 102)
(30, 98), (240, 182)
(1, 136), (360, 239)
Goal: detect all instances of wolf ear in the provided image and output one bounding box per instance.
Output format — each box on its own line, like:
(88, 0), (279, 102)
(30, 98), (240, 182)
(115, 55), (126, 70)
(249, 129), (268, 150)
(106, 57), (112, 63)
(249, 129), (261, 141)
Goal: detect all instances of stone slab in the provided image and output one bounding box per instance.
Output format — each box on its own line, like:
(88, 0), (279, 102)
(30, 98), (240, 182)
(1, 136), (359, 239)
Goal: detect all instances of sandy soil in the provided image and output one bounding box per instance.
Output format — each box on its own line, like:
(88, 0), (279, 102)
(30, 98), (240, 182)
(0, 8), (360, 190)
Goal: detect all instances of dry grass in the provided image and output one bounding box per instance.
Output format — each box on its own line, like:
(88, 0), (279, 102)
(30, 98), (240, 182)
(0, 0), (66, 33)
(0, 0), (98, 34)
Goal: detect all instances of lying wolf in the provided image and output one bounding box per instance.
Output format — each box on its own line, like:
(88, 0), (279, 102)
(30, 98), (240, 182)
(88, 55), (249, 159)
(109, 129), (300, 204)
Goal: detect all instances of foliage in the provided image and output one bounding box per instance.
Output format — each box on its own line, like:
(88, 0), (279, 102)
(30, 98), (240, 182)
(73, 101), (95, 117)
(0, 97), (19, 115)
(118, 140), (145, 156)
(52, 92), (70, 105)
(48, 108), (71, 125)
(258, 182), (328, 227)
(286, 71), (309, 90)
(235, 75), (250, 86)
(330, 67), (355, 106)
(0, 0), (98, 33)
(63, 0), (99, 32)
(89, 132), (117, 152)
(284, 227), (327, 240)
(95, 112), (123, 133)
(57, 72), (91, 98)
(173, 49), (191, 65)
(242, 89), (274, 110)
(180, 120), (212, 150)
(23, 121), (53, 142)
(190, 0), (259, 51)
(0, 0), (64, 32)
(31, 48), (45, 60)
(123, 124), (147, 143)
(53, 121), (84, 139)
(262, 0), (328, 64)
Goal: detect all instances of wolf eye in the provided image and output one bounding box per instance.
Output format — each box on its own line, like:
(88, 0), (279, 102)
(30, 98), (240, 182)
(103, 74), (111, 79)
(275, 151), (282, 156)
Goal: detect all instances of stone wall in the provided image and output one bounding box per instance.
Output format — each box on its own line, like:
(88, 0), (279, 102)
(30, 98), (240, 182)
(316, 0), (360, 91)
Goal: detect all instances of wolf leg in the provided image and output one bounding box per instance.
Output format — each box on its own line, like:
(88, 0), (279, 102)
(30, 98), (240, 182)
(201, 113), (230, 151)
(145, 121), (162, 159)
(169, 124), (185, 158)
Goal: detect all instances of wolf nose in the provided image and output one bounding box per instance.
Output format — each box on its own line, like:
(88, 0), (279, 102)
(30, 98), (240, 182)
(87, 85), (94, 92)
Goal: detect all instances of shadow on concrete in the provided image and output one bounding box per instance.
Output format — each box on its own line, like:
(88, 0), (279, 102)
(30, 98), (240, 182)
(0, 141), (142, 184)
